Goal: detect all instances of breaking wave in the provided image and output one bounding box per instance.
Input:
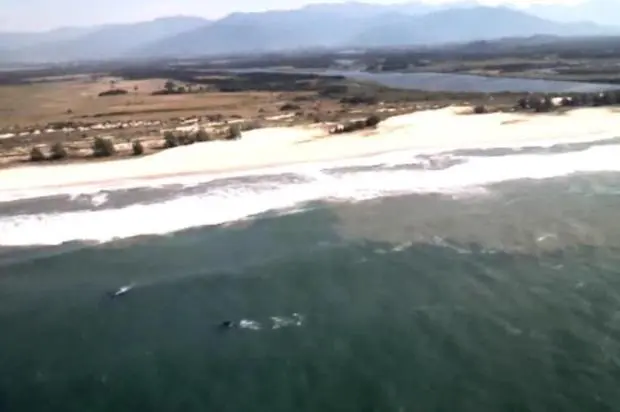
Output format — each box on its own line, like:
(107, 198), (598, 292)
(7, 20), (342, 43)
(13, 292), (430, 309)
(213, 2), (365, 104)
(2, 139), (620, 246)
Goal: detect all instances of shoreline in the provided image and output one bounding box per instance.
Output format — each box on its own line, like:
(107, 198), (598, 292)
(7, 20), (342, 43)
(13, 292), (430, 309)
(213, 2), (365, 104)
(1, 106), (620, 195)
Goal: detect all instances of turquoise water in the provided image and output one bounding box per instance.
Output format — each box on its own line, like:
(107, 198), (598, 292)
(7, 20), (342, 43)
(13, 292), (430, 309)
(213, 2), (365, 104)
(1, 142), (620, 411)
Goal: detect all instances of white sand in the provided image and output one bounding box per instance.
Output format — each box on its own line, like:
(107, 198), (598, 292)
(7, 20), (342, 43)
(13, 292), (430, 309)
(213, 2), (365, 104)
(1, 106), (619, 192)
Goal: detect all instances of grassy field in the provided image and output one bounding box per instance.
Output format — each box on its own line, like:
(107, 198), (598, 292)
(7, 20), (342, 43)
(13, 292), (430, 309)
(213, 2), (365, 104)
(0, 76), (327, 129)
(0, 73), (395, 167)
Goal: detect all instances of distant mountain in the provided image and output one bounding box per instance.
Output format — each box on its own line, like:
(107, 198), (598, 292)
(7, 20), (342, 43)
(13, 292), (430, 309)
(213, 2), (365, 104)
(0, 26), (96, 50)
(133, 9), (372, 58)
(299, 1), (480, 17)
(6, 16), (210, 62)
(1, 3), (617, 63)
(138, 5), (615, 58)
(350, 6), (613, 47)
(519, 0), (620, 27)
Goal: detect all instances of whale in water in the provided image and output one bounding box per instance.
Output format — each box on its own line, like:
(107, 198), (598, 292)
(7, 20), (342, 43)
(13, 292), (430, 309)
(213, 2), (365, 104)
(109, 284), (135, 298)
(218, 320), (237, 330)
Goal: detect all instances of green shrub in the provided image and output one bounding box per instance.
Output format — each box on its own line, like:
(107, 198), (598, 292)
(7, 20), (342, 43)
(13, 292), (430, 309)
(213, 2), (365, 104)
(98, 88), (128, 97)
(241, 121), (262, 132)
(132, 140), (144, 156)
(178, 131), (194, 146)
(473, 105), (488, 114)
(163, 131), (179, 148)
(92, 137), (116, 157)
(279, 102), (301, 111)
(345, 120), (367, 133)
(365, 114), (381, 127)
(29, 146), (46, 162)
(533, 98), (553, 113)
(195, 128), (211, 142)
(340, 94), (378, 105)
(226, 124), (242, 140)
(49, 142), (68, 160)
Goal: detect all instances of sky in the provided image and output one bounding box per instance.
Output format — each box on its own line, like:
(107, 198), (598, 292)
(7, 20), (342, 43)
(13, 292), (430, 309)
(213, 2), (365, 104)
(0, 0), (582, 32)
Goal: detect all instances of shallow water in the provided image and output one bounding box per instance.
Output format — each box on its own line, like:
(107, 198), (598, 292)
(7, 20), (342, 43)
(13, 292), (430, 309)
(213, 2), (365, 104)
(1, 137), (620, 411)
(228, 68), (619, 93)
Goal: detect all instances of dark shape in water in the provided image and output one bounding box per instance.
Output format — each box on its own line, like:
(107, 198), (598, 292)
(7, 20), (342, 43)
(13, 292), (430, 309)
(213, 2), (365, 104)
(218, 320), (237, 330)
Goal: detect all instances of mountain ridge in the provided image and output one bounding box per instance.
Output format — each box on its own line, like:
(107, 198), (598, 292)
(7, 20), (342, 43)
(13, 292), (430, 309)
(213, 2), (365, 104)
(1, 3), (617, 63)
(3, 16), (210, 62)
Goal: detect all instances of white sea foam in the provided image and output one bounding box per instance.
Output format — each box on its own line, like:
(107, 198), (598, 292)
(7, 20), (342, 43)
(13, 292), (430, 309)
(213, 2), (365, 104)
(0, 126), (617, 204)
(271, 313), (304, 330)
(2, 143), (620, 246)
(0, 156), (389, 203)
(237, 313), (304, 331)
(238, 320), (262, 331)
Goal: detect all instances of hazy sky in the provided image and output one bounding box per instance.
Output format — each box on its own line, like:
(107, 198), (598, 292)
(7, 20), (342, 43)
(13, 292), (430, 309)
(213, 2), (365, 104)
(0, 0), (580, 32)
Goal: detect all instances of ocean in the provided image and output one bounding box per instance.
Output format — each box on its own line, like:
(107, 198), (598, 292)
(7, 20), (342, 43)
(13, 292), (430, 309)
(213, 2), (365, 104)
(1, 137), (620, 411)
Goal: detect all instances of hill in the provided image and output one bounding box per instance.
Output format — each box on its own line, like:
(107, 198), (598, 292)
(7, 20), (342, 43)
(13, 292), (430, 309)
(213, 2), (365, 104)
(138, 6), (615, 58)
(520, 0), (620, 27)
(133, 9), (372, 58)
(6, 16), (209, 63)
(1, 4), (617, 62)
(0, 26), (97, 51)
(350, 6), (613, 47)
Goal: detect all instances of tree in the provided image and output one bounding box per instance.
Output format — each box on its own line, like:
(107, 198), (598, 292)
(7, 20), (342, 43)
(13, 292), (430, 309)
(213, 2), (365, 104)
(92, 137), (116, 157)
(164, 80), (176, 93)
(365, 114), (381, 127)
(29, 146), (46, 162)
(473, 104), (488, 114)
(578, 93), (594, 107)
(279, 102), (301, 111)
(561, 97), (575, 107)
(98, 89), (128, 97)
(163, 130), (179, 148)
(534, 97), (553, 113)
(177, 131), (194, 145)
(195, 128), (211, 142)
(595, 92), (616, 106)
(132, 140), (144, 156)
(50, 142), (68, 160)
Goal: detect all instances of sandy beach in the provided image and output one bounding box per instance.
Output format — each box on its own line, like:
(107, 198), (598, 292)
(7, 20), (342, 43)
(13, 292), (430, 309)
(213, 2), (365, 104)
(1, 106), (619, 193)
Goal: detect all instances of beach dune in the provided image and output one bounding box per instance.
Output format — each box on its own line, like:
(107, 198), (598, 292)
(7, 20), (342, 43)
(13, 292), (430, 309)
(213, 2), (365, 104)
(1, 106), (619, 193)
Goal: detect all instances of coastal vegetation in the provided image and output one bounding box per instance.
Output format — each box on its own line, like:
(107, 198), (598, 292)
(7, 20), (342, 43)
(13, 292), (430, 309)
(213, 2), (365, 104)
(29, 146), (46, 162)
(227, 124), (242, 140)
(132, 140), (144, 156)
(2, 39), (620, 167)
(7, 72), (620, 166)
(195, 128), (212, 142)
(92, 137), (116, 157)
(98, 88), (129, 97)
(329, 114), (383, 135)
(50, 142), (69, 160)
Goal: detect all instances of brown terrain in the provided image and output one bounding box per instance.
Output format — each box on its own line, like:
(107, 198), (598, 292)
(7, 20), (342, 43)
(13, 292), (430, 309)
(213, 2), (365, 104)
(0, 71), (520, 168)
(0, 75), (339, 167)
(3, 40), (620, 169)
